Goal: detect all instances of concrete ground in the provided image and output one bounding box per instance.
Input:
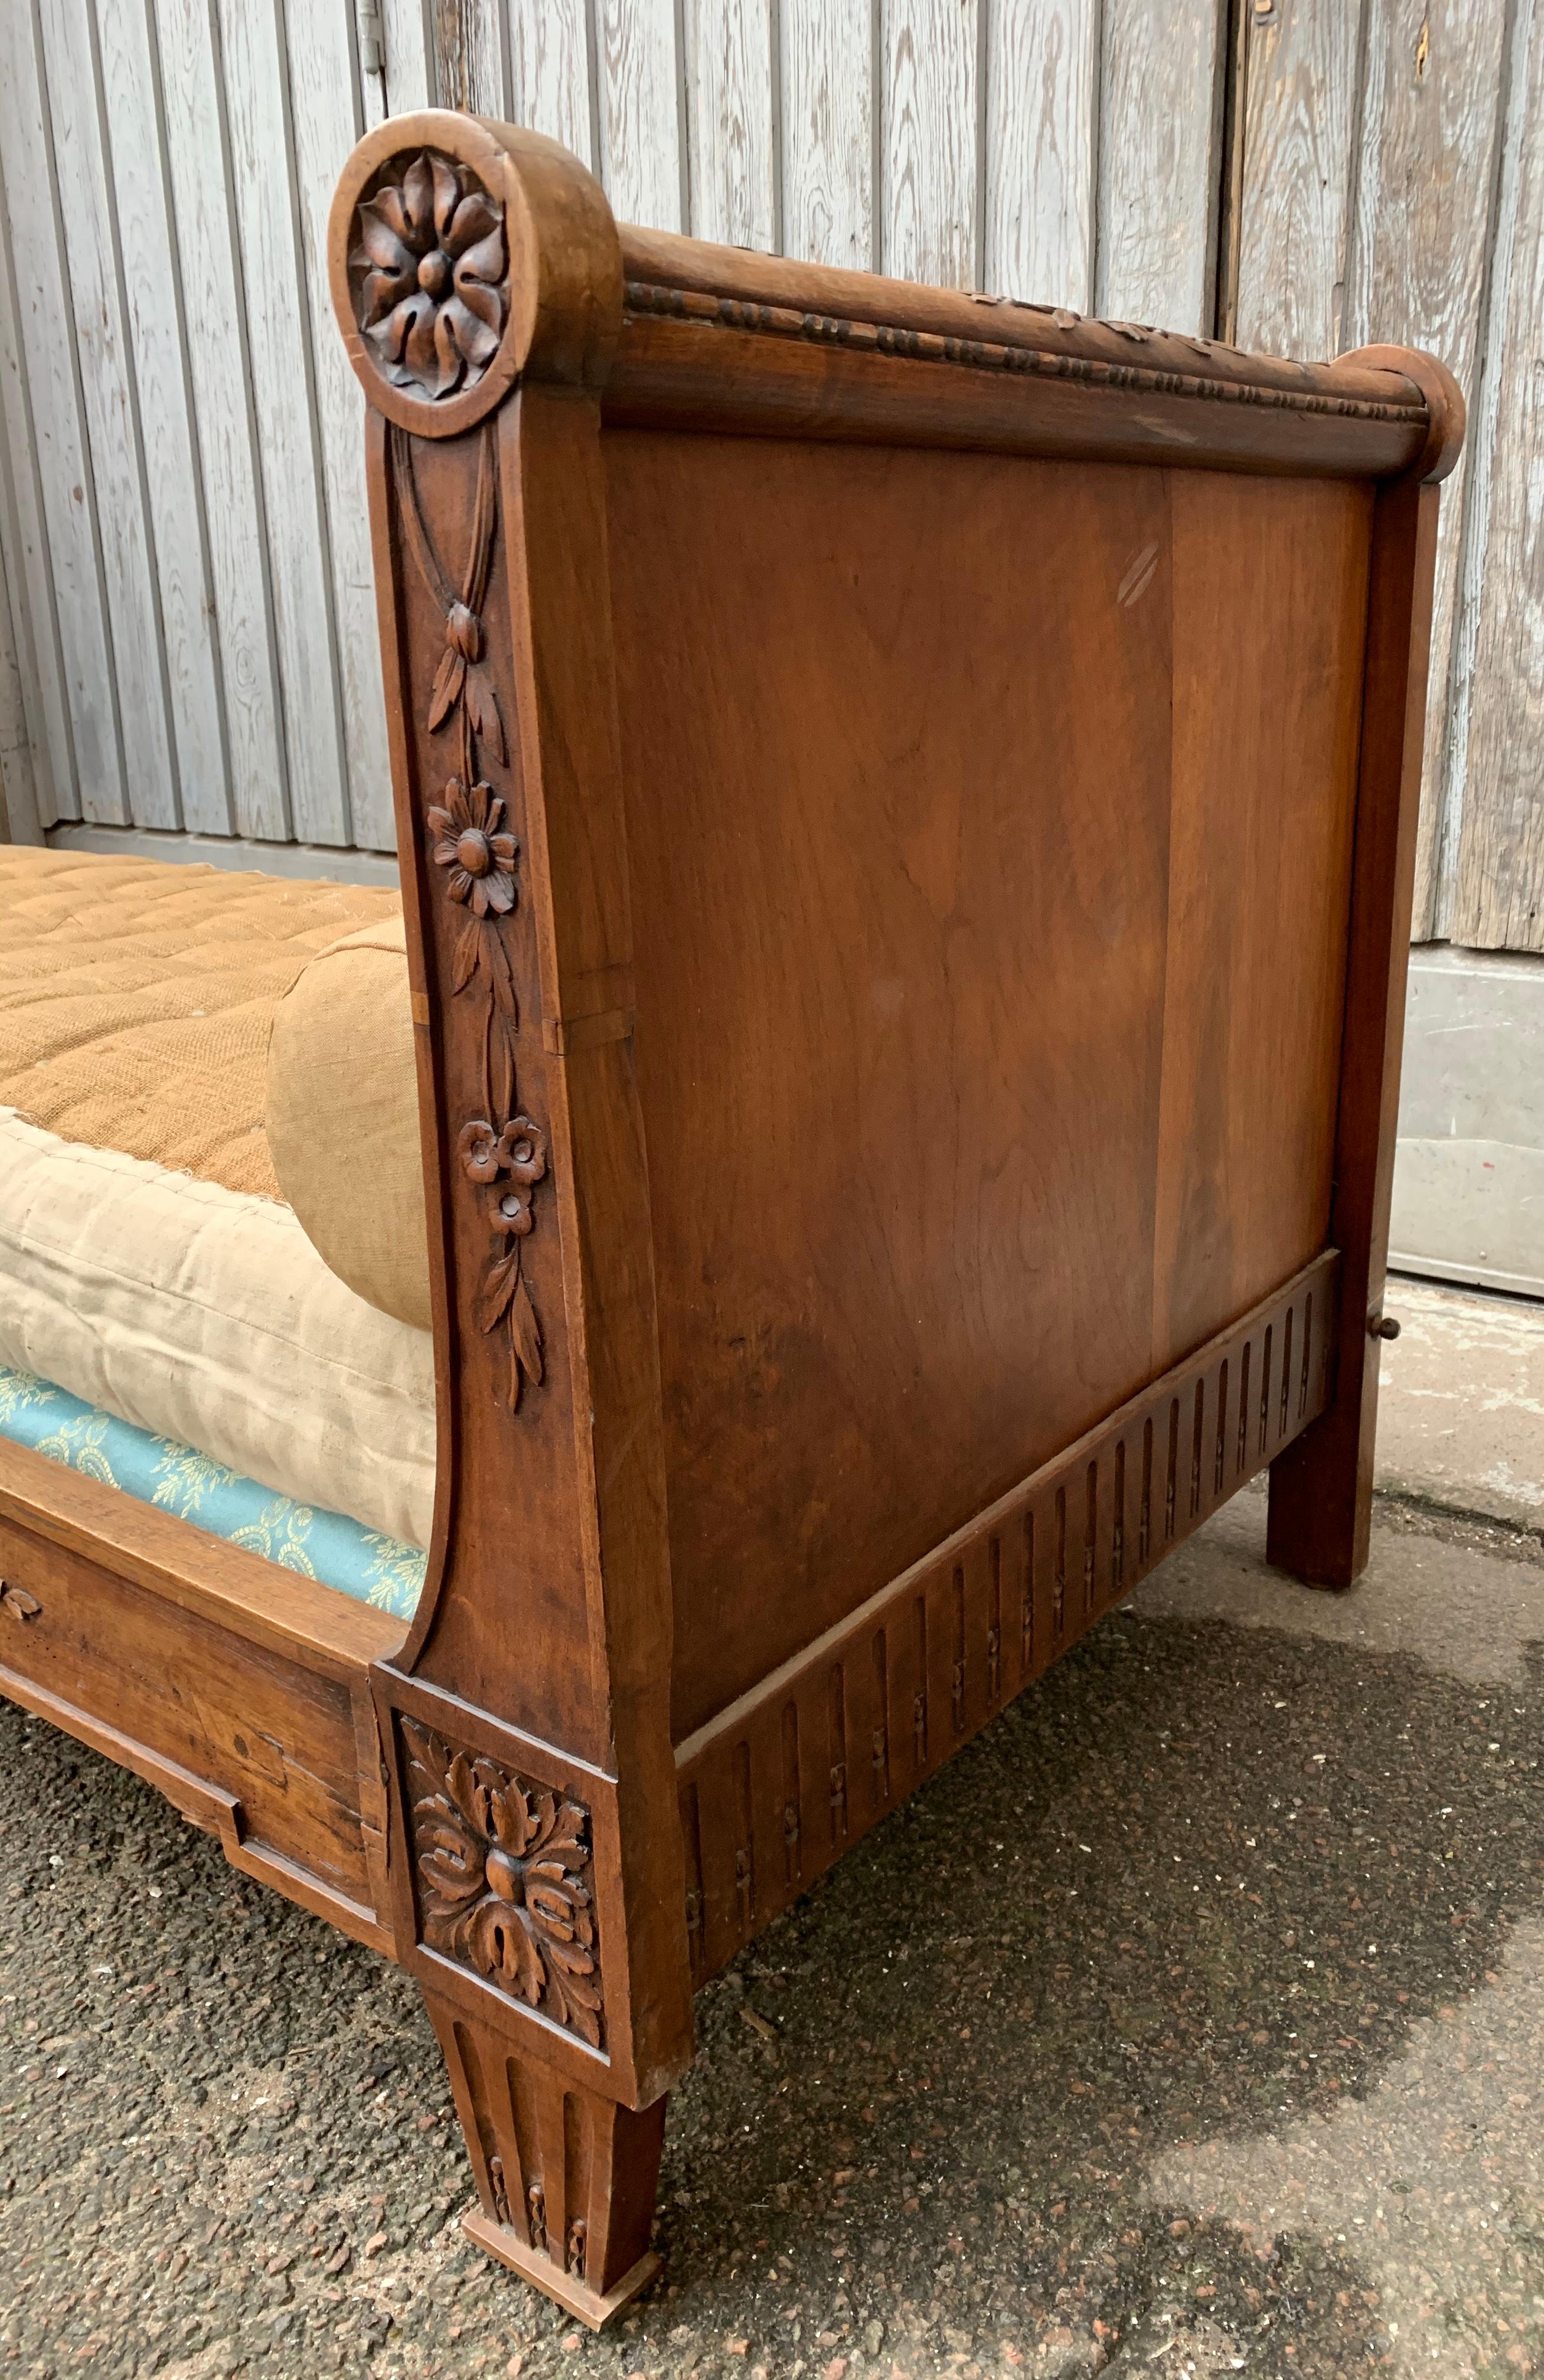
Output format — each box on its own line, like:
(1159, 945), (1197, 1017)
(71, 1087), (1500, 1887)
(4, 1287), (1543, 2380)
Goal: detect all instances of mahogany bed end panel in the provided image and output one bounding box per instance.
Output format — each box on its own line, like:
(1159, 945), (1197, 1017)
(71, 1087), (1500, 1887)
(0, 112), (1461, 2327)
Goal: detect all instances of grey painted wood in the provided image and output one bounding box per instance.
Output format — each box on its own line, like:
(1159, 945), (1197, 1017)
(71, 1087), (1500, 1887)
(155, 0), (289, 842)
(0, 122), (71, 829)
(1348, 0), (1510, 942)
(1233, 0), (1363, 363)
(597, 0), (685, 232)
(781, 0), (873, 270)
(39, 0), (178, 829)
(985, 0), (1098, 310)
(0, 4), (127, 823)
(1452, 0), (1544, 953)
(686, 0), (778, 250)
(0, 0), (1535, 939)
(97, 0), (231, 837)
(1096, 0), (1223, 333)
(882, 0), (979, 287)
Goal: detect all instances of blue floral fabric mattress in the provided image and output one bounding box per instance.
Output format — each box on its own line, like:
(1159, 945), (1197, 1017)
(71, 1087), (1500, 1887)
(0, 1366), (425, 1619)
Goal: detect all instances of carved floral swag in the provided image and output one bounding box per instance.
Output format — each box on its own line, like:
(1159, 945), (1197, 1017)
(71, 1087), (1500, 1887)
(394, 419), (545, 1408)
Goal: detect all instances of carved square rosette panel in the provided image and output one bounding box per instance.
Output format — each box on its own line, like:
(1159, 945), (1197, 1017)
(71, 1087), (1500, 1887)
(400, 1719), (604, 2049)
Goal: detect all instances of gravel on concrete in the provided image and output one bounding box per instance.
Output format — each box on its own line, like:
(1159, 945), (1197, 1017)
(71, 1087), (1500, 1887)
(4, 1475), (1543, 2379)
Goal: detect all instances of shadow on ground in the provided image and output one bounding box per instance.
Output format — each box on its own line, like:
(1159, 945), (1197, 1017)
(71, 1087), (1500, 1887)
(3, 1492), (1542, 2379)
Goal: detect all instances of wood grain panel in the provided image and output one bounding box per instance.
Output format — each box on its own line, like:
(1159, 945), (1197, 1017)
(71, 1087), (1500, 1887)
(1347, 0), (1509, 940)
(686, 0), (777, 250)
(882, 0), (978, 286)
(38, 0), (177, 829)
(1233, 0), (1363, 364)
(432, 0), (506, 113)
(0, 4), (126, 822)
(1096, 0), (1223, 334)
(97, 0), (231, 836)
(781, 0), (874, 270)
(1153, 473), (1371, 1366)
(677, 1251), (1339, 1973)
(606, 430), (1175, 1741)
(154, 0), (288, 840)
(984, 0), (1097, 309)
(0, 1506), (385, 1929)
(597, 0), (684, 233)
(1452, 0), (1544, 952)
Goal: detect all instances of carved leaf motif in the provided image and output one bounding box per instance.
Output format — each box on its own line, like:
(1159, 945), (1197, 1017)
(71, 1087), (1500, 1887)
(510, 1272), (544, 1398)
(428, 646), (466, 731)
(479, 1245), (520, 1334)
(400, 1719), (603, 2046)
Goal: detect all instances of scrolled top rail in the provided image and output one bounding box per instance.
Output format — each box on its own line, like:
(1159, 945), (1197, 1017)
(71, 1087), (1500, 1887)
(328, 109), (1463, 482)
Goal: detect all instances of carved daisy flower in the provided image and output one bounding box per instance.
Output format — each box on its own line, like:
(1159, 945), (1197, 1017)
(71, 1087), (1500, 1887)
(428, 779), (517, 916)
(353, 151), (507, 401)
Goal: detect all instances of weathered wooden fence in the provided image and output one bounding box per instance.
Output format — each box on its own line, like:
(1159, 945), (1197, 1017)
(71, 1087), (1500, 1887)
(1, 0), (1540, 952)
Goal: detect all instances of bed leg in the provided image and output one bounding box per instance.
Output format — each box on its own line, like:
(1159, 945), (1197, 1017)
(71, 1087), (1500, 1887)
(424, 1992), (667, 2329)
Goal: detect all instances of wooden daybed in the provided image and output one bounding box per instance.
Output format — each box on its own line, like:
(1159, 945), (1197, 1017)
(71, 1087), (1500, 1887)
(0, 111), (1461, 2327)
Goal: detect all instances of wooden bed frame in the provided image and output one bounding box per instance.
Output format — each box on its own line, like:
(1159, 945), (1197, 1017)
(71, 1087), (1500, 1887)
(0, 112), (1461, 2327)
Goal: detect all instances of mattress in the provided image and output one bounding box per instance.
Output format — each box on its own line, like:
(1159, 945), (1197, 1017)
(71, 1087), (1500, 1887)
(0, 1365), (424, 1616)
(0, 848), (435, 1612)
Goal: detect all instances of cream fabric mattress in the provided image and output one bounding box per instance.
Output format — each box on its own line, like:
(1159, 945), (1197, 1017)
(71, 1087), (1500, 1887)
(0, 1107), (436, 1549)
(0, 845), (434, 1552)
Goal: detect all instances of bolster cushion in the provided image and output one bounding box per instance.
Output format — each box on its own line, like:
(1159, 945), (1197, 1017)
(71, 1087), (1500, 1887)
(265, 916), (432, 1332)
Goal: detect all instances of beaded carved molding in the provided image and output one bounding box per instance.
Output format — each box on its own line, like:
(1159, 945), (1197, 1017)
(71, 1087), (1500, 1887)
(403, 1719), (603, 2046)
(393, 420), (546, 1411)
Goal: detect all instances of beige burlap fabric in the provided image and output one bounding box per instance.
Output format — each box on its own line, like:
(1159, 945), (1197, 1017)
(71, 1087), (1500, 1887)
(0, 846), (401, 1199)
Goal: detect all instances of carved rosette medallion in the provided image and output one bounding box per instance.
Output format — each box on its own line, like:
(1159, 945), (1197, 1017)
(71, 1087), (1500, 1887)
(390, 415), (547, 1411)
(403, 1719), (603, 2047)
(348, 149), (507, 403)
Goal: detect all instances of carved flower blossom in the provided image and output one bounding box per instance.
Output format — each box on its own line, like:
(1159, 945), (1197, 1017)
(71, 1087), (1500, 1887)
(353, 152), (507, 401)
(404, 1722), (602, 2045)
(429, 779), (517, 916)
(458, 1115), (546, 1188)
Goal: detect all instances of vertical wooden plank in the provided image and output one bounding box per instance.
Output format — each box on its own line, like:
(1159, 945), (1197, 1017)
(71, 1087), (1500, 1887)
(1096, 0), (1224, 333)
(284, 0), (396, 852)
(0, 514), (43, 842)
(882, 0), (978, 286)
(1268, 479), (1439, 1584)
(97, 0), (231, 836)
(1347, 0), (1509, 939)
(507, 0), (594, 161)
(0, 4), (127, 821)
(984, 0), (1097, 309)
(0, 161), (71, 825)
(780, 0), (873, 271)
(1232, 0), (1364, 361)
(40, 0), (179, 828)
(685, 0), (777, 250)
(217, 0), (351, 846)
(597, 0), (683, 232)
(1451, 0), (1544, 952)
(431, 0), (505, 113)
(155, 0), (288, 840)
(380, 0), (434, 112)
